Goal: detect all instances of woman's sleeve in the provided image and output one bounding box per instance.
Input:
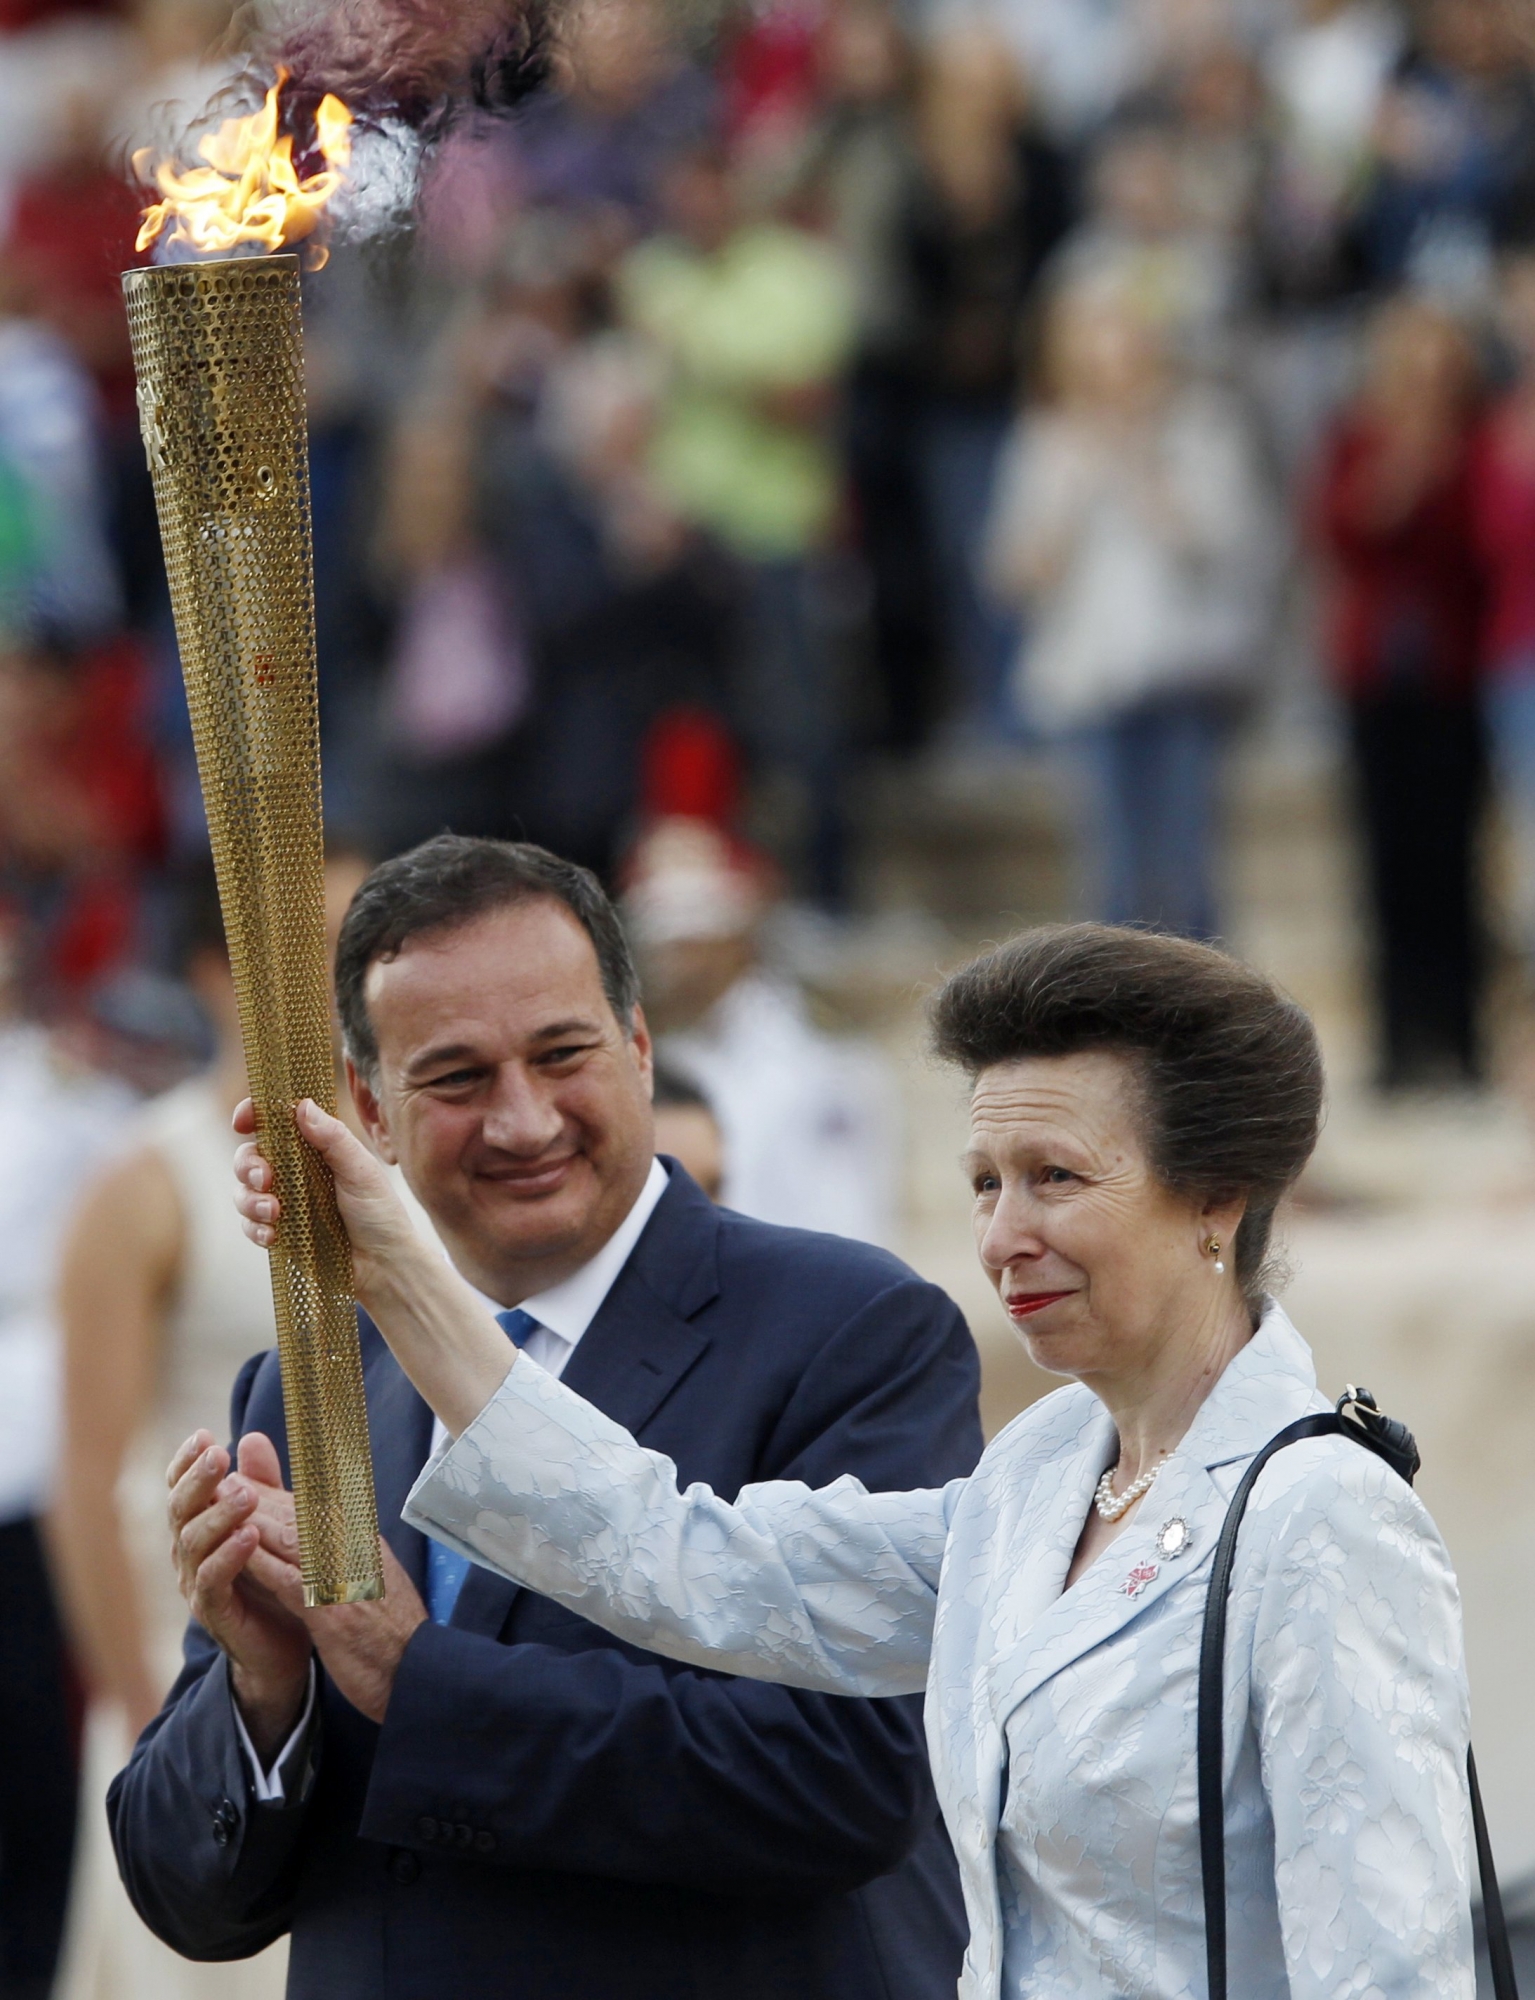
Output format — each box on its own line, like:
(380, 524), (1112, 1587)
(1246, 1444), (1476, 1997)
(402, 1357), (960, 1697)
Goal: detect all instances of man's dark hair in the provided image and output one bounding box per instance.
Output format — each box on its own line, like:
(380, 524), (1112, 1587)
(335, 835), (640, 1080)
(930, 924), (1323, 1309)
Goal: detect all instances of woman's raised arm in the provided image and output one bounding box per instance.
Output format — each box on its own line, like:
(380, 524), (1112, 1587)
(404, 1358), (954, 1696)
(234, 1100), (956, 1697)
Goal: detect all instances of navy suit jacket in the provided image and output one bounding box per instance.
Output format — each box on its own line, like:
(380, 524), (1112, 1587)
(108, 1163), (983, 2000)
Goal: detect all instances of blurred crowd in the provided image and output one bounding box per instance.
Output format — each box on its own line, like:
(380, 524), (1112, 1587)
(6, 0), (1535, 1986)
(5, 0), (1535, 1072)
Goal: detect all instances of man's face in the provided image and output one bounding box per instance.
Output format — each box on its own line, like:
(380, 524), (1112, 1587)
(350, 898), (655, 1301)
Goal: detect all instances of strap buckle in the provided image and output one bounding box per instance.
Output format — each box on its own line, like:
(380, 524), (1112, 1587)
(1335, 1384), (1421, 1488)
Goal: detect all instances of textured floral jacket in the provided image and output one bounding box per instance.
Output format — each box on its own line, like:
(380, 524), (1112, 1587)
(405, 1302), (1475, 1998)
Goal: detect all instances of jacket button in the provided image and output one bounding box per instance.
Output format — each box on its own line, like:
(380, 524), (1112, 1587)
(474, 1830), (495, 1856)
(416, 1816), (436, 1843)
(389, 1850), (421, 1885)
(211, 1797), (238, 1847)
(454, 1823), (473, 1849)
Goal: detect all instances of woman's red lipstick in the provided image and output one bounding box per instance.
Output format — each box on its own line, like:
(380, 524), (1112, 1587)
(1006, 1291), (1073, 1319)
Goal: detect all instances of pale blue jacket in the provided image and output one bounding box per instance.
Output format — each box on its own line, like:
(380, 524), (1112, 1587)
(405, 1303), (1475, 1999)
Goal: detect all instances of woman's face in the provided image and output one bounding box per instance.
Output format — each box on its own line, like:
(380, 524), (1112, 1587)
(965, 1051), (1238, 1385)
(1365, 304), (1471, 419)
(1052, 299), (1168, 416)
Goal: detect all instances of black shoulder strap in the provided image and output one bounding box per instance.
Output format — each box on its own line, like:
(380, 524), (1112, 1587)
(1197, 1391), (1516, 2000)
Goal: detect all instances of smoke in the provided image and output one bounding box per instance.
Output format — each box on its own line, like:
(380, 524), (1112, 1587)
(254, 0), (556, 133)
(130, 0), (559, 259)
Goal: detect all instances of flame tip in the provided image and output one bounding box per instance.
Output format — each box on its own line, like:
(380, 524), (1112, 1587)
(135, 73), (354, 263)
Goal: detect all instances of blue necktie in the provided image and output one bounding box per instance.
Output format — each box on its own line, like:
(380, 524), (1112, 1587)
(423, 1309), (538, 1624)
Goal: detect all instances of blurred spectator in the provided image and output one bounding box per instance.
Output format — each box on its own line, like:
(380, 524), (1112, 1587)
(719, 0), (824, 168)
(375, 385), (533, 766)
(1172, 41), (1269, 255)
(0, 625), (165, 997)
(1355, 0), (1535, 293)
(0, 260), (121, 639)
(0, 903), (134, 2000)
(363, 211), (736, 877)
(620, 143), (856, 899)
(651, 1058), (725, 1197)
(793, 0), (940, 752)
(0, 7), (131, 226)
(1261, 0), (1402, 305)
(965, 0), (1146, 143)
(49, 870), (274, 1741)
(1049, 112), (1239, 377)
(3, 88), (140, 431)
(626, 815), (899, 1244)
(1474, 249), (1535, 984)
(505, 0), (716, 235)
(905, 25), (1070, 742)
(985, 277), (1274, 940)
(1316, 293), (1486, 1089)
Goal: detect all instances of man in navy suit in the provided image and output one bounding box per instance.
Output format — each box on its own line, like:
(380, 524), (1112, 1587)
(108, 835), (982, 2000)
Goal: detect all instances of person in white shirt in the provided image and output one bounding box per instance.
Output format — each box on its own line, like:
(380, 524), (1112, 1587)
(0, 911), (134, 2000)
(985, 275), (1276, 941)
(625, 816), (899, 1247)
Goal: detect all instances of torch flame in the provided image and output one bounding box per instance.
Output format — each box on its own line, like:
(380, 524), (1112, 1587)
(134, 72), (353, 267)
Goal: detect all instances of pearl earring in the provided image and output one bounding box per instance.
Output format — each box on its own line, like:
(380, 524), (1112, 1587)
(1206, 1237), (1225, 1276)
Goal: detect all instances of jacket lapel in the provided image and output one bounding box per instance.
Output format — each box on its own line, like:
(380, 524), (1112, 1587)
(361, 1312), (434, 1596)
(980, 1303), (1328, 1731)
(450, 1165), (720, 1638)
(556, 1164), (719, 1430)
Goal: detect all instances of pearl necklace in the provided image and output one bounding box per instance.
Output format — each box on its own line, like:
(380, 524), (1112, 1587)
(1094, 1454), (1168, 1523)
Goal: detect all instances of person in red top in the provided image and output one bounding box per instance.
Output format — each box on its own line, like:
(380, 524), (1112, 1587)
(0, 624), (166, 999)
(1317, 292), (1487, 1091)
(1470, 250), (1535, 986)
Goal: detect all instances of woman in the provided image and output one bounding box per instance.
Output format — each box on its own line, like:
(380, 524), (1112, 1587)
(229, 924), (1474, 1998)
(1315, 292), (1485, 1090)
(903, 24), (1072, 744)
(985, 280), (1274, 941)
(1471, 249), (1535, 984)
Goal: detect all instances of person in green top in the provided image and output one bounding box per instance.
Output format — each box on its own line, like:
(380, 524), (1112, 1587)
(620, 147), (857, 904)
(0, 454), (40, 641)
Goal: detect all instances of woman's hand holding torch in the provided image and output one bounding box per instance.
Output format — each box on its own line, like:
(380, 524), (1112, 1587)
(234, 1100), (518, 1439)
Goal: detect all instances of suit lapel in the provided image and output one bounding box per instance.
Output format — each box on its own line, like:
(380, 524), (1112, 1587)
(450, 1166), (720, 1638)
(557, 1275), (711, 1433)
(360, 1313), (434, 1596)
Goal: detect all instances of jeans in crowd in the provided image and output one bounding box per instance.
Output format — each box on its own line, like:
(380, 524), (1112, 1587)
(1484, 663), (1535, 974)
(738, 556), (849, 908)
(920, 404), (1020, 742)
(1077, 691), (1229, 942)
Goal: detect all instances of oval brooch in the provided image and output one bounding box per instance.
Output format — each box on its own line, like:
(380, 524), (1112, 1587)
(1155, 1516), (1191, 1561)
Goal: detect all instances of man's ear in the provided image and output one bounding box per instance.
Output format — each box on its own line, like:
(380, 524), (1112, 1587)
(629, 1004), (655, 1091)
(346, 1056), (398, 1165)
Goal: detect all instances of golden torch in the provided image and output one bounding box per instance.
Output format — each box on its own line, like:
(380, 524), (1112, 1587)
(123, 81), (383, 1605)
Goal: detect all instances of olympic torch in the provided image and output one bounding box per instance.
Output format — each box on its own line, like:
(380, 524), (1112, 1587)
(123, 83), (382, 1605)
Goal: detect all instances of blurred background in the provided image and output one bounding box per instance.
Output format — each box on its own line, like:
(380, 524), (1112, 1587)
(3, 0), (1535, 1989)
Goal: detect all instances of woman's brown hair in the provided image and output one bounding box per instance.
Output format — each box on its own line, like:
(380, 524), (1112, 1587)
(930, 925), (1323, 1307)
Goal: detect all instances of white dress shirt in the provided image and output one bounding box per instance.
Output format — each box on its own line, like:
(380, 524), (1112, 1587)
(234, 1157), (671, 1801)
